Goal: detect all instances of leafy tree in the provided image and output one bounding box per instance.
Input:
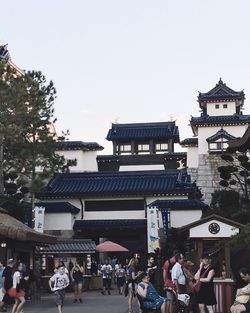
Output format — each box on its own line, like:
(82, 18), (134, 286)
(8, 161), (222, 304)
(209, 153), (250, 224)
(0, 61), (76, 219)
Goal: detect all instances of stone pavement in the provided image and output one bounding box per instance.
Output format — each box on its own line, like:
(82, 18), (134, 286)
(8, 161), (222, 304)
(20, 289), (140, 313)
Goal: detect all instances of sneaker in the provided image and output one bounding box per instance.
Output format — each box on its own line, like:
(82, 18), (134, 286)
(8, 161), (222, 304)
(74, 299), (77, 303)
(101, 291), (105, 295)
(108, 291), (111, 295)
(79, 299), (82, 303)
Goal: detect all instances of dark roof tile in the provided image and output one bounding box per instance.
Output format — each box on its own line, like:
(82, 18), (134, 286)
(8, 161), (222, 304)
(39, 170), (192, 198)
(148, 199), (208, 210)
(206, 129), (237, 143)
(56, 141), (103, 151)
(106, 122), (179, 142)
(35, 202), (80, 214)
(37, 239), (96, 254)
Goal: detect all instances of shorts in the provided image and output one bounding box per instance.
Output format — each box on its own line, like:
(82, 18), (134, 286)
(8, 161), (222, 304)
(166, 290), (174, 301)
(54, 289), (65, 306)
(103, 278), (111, 288)
(8, 287), (25, 298)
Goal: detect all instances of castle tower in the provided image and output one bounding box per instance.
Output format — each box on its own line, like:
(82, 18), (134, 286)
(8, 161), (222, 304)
(181, 79), (250, 203)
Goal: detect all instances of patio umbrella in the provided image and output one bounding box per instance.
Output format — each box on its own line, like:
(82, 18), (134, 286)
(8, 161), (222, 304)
(96, 240), (129, 252)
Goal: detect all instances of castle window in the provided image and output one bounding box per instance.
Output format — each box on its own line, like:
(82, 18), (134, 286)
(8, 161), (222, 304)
(155, 143), (168, 153)
(119, 144), (131, 154)
(138, 143), (150, 154)
(215, 104), (220, 109)
(209, 139), (228, 152)
(223, 104), (228, 109)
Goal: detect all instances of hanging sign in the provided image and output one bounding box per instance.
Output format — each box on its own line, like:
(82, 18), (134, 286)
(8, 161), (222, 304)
(147, 207), (160, 253)
(34, 206), (45, 233)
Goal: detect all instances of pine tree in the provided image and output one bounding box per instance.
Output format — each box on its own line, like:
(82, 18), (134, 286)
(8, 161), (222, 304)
(0, 61), (76, 219)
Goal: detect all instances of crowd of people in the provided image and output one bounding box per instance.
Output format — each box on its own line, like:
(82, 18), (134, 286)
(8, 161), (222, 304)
(0, 254), (249, 313)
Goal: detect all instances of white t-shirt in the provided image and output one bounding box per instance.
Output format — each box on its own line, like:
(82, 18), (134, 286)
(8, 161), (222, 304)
(13, 271), (21, 289)
(50, 273), (69, 291)
(101, 264), (112, 279)
(171, 262), (186, 285)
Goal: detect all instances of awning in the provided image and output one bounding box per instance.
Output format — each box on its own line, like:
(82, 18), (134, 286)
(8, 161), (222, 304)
(0, 209), (55, 244)
(73, 219), (147, 231)
(36, 239), (96, 254)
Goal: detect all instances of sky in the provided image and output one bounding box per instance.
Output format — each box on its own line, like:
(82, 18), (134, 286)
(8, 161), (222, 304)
(1, 0), (250, 154)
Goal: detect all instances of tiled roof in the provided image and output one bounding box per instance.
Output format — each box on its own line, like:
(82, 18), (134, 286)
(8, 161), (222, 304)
(73, 219), (147, 230)
(38, 170), (192, 198)
(198, 79), (245, 102)
(206, 129), (237, 143)
(190, 114), (250, 126)
(106, 122), (179, 142)
(35, 202), (80, 214)
(180, 138), (198, 147)
(148, 199), (209, 210)
(56, 141), (104, 151)
(37, 239), (96, 254)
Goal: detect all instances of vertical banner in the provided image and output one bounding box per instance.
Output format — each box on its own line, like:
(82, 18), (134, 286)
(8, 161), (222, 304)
(147, 207), (160, 253)
(161, 208), (169, 237)
(34, 206), (45, 233)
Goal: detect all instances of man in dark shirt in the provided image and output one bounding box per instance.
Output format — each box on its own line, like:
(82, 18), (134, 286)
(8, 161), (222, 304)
(0, 259), (15, 312)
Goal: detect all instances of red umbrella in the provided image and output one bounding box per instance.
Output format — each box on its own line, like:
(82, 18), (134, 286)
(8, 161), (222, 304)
(96, 240), (129, 252)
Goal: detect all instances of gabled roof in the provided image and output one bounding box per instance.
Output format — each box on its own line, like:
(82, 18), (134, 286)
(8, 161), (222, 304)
(148, 199), (208, 210)
(198, 79), (245, 103)
(35, 202), (80, 214)
(37, 239), (96, 254)
(180, 138), (198, 147)
(56, 141), (104, 151)
(106, 122), (179, 142)
(206, 129), (237, 143)
(38, 170), (192, 199)
(179, 214), (244, 231)
(190, 114), (250, 127)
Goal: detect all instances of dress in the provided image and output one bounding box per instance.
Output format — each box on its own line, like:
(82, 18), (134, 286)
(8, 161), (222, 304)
(139, 282), (168, 309)
(196, 266), (217, 305)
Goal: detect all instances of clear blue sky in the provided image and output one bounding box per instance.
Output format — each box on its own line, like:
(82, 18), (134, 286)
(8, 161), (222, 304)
(2, 0), (250, 153)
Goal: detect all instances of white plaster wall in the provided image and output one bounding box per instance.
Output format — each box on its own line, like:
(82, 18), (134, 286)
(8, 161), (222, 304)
(170, 210), (202, 228)
(189, 220), (240, 238)
(187, 147), (199, 168)
(56, 150), (98, 171)
(207, 102), (236, 116)
(198, 125), (248, 154)
(83, 210), (145, 220)
(44, 213), (73, 230)
(120, 165), (165, 171)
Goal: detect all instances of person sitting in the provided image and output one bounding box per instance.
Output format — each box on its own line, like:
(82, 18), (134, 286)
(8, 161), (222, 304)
(230, 267), (250, 313)
(137, 272), (170, 313)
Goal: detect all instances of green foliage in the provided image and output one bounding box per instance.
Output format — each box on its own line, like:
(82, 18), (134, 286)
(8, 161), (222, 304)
(227, 224), (250, 253)
(0, 61), (76, 219)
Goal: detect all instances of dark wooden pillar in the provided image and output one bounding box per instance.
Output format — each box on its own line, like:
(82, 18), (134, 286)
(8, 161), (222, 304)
(131, 140), (136, 154)
(113, 141), (118, 155)
(149, 140), (154, 154)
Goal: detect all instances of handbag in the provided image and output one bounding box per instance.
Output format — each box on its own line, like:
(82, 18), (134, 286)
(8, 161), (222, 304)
(193, 266), (211, 294)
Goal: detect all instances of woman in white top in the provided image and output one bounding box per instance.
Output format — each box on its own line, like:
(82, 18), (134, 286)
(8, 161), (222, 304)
(8, 262), (28, 313)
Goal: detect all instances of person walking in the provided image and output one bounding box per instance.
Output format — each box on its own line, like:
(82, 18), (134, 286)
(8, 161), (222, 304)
(49, 265), (69, 313)
(101, 260), (112, 295)
(0, 258), (15, 313)
(115, 263), (126, 294)
(230, 267), (250, 313)
(8, 262), (28, 313)
(70, 259), (84, 303)
(194, 253), (217, 313)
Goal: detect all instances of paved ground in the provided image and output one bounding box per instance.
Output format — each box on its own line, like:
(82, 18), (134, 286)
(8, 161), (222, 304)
(19, 289), (140, 313)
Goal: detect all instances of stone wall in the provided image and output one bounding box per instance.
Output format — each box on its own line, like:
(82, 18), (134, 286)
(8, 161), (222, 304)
(189, 154), (227, 204)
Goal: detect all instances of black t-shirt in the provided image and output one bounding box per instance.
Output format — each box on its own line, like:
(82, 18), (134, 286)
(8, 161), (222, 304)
(2, 266), (13, 290)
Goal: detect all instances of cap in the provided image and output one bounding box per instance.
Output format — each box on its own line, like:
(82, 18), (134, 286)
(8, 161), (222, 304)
(7, 258), (14, 264)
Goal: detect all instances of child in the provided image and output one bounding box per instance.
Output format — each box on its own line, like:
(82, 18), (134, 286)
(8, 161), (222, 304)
(49, 266), (69, 313)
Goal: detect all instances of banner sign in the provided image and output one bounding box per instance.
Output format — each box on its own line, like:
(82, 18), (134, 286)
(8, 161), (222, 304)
(147, 207), (160, 253)
(161, 208), (169, 237)
(34, 206), (45, 233)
